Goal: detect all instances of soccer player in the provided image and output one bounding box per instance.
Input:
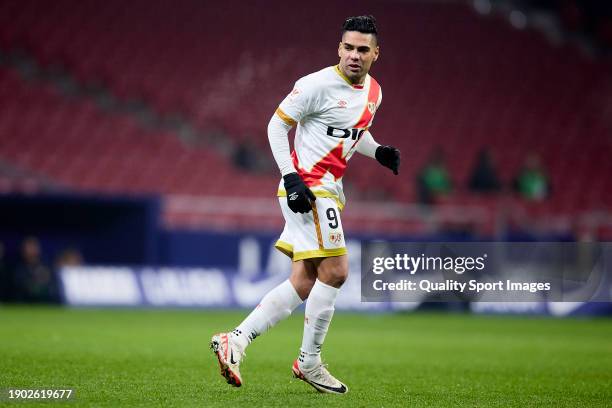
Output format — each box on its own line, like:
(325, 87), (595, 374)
(211, 15), (400, 394)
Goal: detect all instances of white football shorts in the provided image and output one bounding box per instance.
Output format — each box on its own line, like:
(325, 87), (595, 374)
(275, 196), (347, 261)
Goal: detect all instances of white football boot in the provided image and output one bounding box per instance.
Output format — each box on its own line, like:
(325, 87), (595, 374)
(292, 359), (348, 394)
(210, 333), (244, 387)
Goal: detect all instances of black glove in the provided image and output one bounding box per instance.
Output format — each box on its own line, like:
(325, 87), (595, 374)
(375, 145), (401, 175)
(283, 172), (316, 213)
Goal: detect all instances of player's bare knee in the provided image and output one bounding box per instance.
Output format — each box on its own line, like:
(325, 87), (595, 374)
(290, 272), (316, 300)
(329, 267), (348, 287)
(318, 264), (348, 288)
(316, 255), (348, 288)
(296, 277), (316, 300)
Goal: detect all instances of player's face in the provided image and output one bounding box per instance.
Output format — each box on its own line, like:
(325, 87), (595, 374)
(338, 31), (379, 84)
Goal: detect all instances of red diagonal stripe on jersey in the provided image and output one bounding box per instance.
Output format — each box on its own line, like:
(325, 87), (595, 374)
(354, 77), (380, 129)
(292, 143), (346, 187)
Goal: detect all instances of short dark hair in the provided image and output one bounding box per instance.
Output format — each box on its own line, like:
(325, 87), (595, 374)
(342, 15), (378, 39)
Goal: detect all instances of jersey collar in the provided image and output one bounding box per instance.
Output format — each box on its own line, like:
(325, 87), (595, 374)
(334, 65), (365, 89)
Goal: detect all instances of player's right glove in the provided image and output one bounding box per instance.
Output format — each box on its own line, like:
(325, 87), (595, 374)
(283, 172), (316, 214)
(375, 145), (401, 175)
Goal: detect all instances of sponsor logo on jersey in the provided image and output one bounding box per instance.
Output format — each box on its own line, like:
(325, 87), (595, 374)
(326, 126), (366, 140)
(329, 232), (343, 245)
(337, 100), (347, 108)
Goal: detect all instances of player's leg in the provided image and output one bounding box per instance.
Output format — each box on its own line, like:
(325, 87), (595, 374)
(232, 258), (316, 350)
(293, 255), (349, 394)
(211, 259), (316, 387)
(292, 196), (349, 393)
(300, 254), (347, 367)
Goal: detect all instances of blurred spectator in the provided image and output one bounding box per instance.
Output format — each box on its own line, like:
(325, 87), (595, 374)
(233, 142), (259, 171)
(55, 247), (84, 268)
(513, 153), (550, 201)
(468, 148), (501, 193)
(14, 237), (57, 303)
(417, 148), (452, 205)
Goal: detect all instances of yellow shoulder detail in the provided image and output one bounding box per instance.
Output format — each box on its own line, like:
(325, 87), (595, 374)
(275, 107), (297, 126)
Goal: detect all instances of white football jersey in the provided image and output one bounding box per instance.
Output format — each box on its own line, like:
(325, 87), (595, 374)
(276, 65), (382, 208)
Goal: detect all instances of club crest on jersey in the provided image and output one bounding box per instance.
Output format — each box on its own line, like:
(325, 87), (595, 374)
(367, 101), (377, 114)
(329, 232), (343, 245)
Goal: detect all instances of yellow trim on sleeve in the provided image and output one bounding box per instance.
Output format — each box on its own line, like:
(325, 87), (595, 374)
(277, 189), (345, 211)
(293, 247), (348, 261)
(275, 107), (297, 126)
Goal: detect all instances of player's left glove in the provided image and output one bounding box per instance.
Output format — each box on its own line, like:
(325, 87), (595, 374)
(375, 145), (401, 175)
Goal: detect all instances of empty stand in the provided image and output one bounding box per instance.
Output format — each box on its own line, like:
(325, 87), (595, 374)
(0, 66), (276, 197)
(0, 0), (611, 233)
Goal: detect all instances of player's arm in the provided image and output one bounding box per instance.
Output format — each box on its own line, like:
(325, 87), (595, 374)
(268, 110), (316, 214)
(356, 131), (401, 175)
(268, 81), (317, 214)
(268, 111), (297, 177)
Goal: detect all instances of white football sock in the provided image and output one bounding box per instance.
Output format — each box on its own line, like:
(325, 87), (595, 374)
(231, 279), (302, 351)
(299, 279), (339, 369)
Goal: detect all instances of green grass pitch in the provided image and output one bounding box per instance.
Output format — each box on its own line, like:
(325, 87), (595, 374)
(0, 306), (611, 407)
